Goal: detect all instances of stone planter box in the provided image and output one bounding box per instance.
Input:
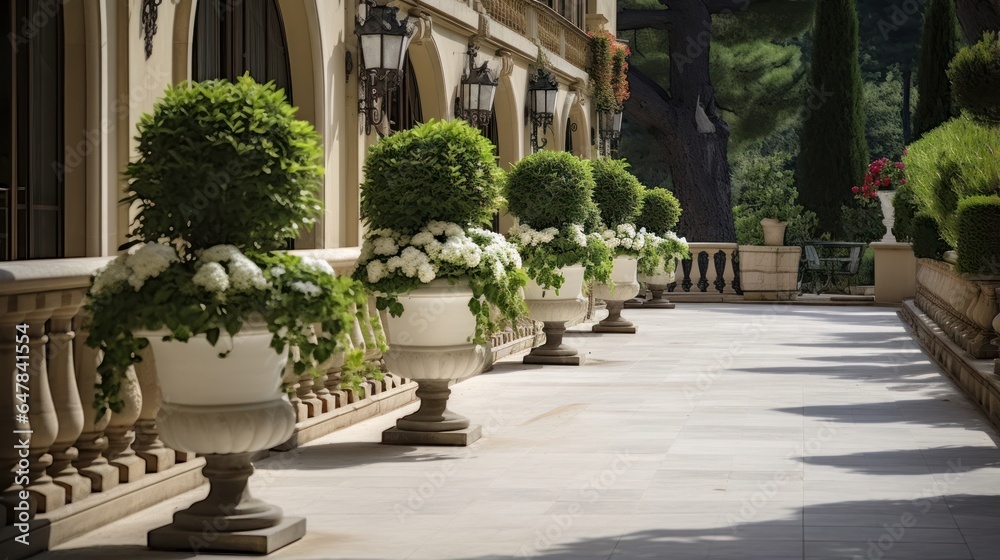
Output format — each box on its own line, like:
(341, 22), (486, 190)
(737, 246), (801, 301)
(914, 258), (1000, 359)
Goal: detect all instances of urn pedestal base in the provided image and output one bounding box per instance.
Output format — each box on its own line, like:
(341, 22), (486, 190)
(593, 300), (637, 334)
(147, 452), (306, 554)
(523, 321), (582, 366)
(381, 346), (486, 447)
(642, 284), (675, 309)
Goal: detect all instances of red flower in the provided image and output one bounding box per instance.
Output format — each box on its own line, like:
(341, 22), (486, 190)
(852, 186), (860, 194)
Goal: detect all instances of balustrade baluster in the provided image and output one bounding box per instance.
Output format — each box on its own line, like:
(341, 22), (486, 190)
(696, 252), (710, 292)
(713, 251), (728, 294)
(46, 296), (90, 503)
(1, 303), (29, 523)
(103, 366), (145, 482)
(132, 347), (175, 473)
(24, 303), (64, 512)
(72, 317), (119, 492)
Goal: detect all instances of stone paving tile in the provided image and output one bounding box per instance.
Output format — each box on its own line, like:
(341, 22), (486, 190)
(41, 305), (1000, 560)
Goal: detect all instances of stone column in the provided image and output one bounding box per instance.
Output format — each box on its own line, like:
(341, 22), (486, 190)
(45, 299), (91, 503)
(103, 366), (145, 482)
(132, 347), (175, 473)
(71, 317), (118, 492)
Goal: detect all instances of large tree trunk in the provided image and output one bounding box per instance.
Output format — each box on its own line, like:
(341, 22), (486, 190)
(619, 1), (738, 242)
(954, 0), (1000, 42)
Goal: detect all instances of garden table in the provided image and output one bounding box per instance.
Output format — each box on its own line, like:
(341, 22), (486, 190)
(800, 241), (866, 294)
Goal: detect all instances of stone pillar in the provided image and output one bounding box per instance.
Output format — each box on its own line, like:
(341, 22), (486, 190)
(72, 317), (118, 492)
(132, 347), (175, 473)
(871, 242), (917, 304)
(103, 366), (145, 482)
(45, 300), (91, 503)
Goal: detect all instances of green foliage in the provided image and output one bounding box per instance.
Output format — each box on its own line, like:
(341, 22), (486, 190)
(955, 195), (1000, 274)
(856, 247), (875, 286)
(636, 188), (682, 236)
(509, 225), (613, 290)
(839, 201), (884, 243)
(891, 182), (920, 242)
(911, 212), (951, 259)
(85, 248), (364, 415)
(505, 151), (597, 230)
(589, 30), (617, 113)
(590, 159), (645, 228)
(913, 0), (958, 138)
(864, 67), (912, 161)
(637, 233), (690, 277)
(124, 76), (324, 254)
(948, 32), (1000, 126)
(361, 120), (501, 234)
(732, 153), (817, 246)
(904, 116), (1000, 246)
(796, 0), (870, 236)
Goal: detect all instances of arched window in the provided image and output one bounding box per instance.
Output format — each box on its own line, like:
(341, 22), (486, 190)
(388, 58), (423, 133)
(2, 0), (64, 261)
(193, 0), (293, 100)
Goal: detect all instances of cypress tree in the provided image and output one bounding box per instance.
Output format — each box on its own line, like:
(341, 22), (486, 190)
(913, 0), (957, 138)
(796, 0), (869, 236)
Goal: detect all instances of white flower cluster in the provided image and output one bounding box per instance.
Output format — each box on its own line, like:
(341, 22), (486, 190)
(91, 243), (180, 295)
(601, 223), (647, 254)
(196, 245), (269, 293)
(359, 221), (522, 285)
(508, 223), (588, 249)
(290, 280), (323, 298)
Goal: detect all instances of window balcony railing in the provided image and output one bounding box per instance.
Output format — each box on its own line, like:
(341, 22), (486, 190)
(0, 249), (537, 554)
(480, 0), (590, 69)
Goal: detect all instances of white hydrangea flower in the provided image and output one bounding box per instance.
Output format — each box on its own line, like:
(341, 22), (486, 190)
(91, 259), (132, 296)
(200, 244), (241, 263)
(301, 256), (334, 275)
(366, 260), (387, 283)
(227, 255), (268, 292)
(426, 221), (447, 236)
(417, 263), (435, 283)
(570, 225), (588, 247)
(193, 262), (230, 293)
(372, 236), (399, 256)
(291, 280), (322, 298)
(270, 265), (286, 277)
(411, 231), (435, 246)
(125, 243), (179, 290)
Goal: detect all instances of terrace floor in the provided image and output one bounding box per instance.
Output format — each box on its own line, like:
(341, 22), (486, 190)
(37, 304), (1000, 560)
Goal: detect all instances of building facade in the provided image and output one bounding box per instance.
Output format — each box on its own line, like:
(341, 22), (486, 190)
(2, 0), (617, 262)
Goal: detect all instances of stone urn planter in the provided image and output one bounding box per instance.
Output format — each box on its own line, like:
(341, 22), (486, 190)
(592, 256), (641, 333)
(141, 323), (303, 554)
(380, 279), (487, 446)
(760, 218), (788, 247)
(638, 269), (676, 309)
(522, 265), (589, 366)
(877, 190), (897, 242)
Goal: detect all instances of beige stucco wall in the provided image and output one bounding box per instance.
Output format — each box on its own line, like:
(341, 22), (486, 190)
(65, 0), (612, 257)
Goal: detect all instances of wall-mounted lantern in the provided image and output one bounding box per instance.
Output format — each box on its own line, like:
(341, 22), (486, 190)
(598, 111), (623, 157)
(526, 67), (559, 153)
(355, 0), (415, 136)
(454, 43), (498, 129)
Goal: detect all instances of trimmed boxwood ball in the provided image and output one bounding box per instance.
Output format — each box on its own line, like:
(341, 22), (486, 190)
(505, 150), (596, 229)
(955, 195), (1000, 274)
(911, 213), (950, 259)
(590, 158), (644, 228)
(361, 119), (501, 234)
(948, 32), (1000, 126)
(125, 75), (324, 252)
(636, 188), (682, 236)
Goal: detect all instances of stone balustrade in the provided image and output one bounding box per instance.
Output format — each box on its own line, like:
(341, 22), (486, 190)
(667, 243), (742, 302)
(913, 258), (1000, 359)
(479, 0), (589, 69)
(0, 248), (538, 556)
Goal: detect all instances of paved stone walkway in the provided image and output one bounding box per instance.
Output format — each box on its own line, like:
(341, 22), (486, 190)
(39, 304), (1000, 560)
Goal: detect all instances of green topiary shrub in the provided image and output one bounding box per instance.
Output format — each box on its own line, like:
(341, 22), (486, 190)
(125, 75), (324, 253)
(856, 247), (875, 286)
(955, 195), (1000, 274)
(505, 150), (596, 229)
(891, 183), (919, 242)
(948, 32), (1000, 126)
(590, 158), (644, 228)
(360, 119), (501, 234)
(636, 188), (682, 236)
(839, 202), (884, 244)
(911, 212), (951, 259)
(732, 152), (817, 245)
(903, 116), (1000, 246)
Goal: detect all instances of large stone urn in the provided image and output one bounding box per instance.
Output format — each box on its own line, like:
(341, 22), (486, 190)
(592, 256), (641, 333)
(760, 218), (788, 247)
(380, 279), (487, 446)
(522, 265), (589, 366)
(638, 268), (676, 309)
(141, 323), (303, 554)
(877, 190), (897, 242)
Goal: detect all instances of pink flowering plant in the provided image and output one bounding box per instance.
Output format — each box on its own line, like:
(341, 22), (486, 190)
(852, 155), (907, 201)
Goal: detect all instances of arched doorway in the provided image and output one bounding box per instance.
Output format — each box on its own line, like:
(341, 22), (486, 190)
(388, 58), (423, 133)
(2, 0), (64, 261)
(564, 117), (574, 154)
(192, 0), (293, 100)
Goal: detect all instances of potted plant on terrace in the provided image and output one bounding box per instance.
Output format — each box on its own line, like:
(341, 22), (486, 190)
(85, 76), (364, 553)
(505, 150), (613, 366)
(634, 188), (688, 307)
(851, 156), (907, 242)
(353, 119), (526, 446)
(590, 158), (645, 333)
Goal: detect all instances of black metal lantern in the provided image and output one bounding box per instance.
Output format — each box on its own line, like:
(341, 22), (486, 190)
(527, 67), (559, 152)
(356, 0), (415, 136)
(454, 43), (498, 129)
(598, 110), (623, 157)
